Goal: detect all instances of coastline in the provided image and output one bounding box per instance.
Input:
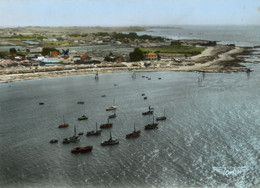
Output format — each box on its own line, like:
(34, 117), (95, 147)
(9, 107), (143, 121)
(0, 45), (252, 84)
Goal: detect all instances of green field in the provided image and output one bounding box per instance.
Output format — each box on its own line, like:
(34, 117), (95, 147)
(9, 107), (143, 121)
(44, 41), (71, 45)
(140, 43), (205, 55)
(2, 34), (45, 39)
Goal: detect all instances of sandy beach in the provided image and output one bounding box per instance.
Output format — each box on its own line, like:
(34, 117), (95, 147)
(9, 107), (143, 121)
(0, 44), (249, 84)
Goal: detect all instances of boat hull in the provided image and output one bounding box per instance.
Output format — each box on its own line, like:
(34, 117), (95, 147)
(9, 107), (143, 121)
(101, 140), (119, 146)
(126, 131), (141, 138)
(100, 123), (113, 128)
(145, 124), (158, 130)
(58, 124), (69, 128)
(156, 116), (166, 121)
(71, 146), (93, 153)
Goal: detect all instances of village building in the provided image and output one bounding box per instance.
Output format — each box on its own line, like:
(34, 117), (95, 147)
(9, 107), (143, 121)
(50, 51), (59, 56)
(145, 52), (158, 60)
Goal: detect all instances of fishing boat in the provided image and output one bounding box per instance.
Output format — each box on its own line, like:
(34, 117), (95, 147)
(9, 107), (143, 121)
(49, 139), (58, 143)
(77, 101), (84, 104)
(126, 124), (141, 138)
(101, 132), (119, 146)
(95, 71), (98, 79)
(156, 109), (167, 121)
(39, 102), (44, 105)
(106, 99), (117, 111)
(145, 116), (158, 130)
(109, 110), (116, 119)
(78, 115), (88, 120)
(100, 118), (113, 128)
(71, 146), (93, 153)
(132, 72), (136, 79)
(142, 106), (154, 115)
(141, 93), (145, 96)
(62, 126), (80, 144)
(86, 123), (102, 136)
(58, 115), (69, 128)
(144, 97), (147, 100)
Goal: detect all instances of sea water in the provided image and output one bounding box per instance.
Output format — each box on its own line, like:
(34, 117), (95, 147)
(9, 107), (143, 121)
(0, 26), (260, 188)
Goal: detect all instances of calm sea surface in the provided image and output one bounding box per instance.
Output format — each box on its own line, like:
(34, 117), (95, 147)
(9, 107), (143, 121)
(137, 25), (260, 47)
(0, 26), (260, 188)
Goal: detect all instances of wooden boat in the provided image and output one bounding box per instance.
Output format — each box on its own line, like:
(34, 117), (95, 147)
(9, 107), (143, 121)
(95, 71), (99, 79)
(145, 116), (158, 130)
(101, 132), (119, 146)
(58, 115), (69, 128)
(156, 109), (167, 121)
(109, 110), (116, 119)
(86, 123), (102, 136)
(126, 125), (141, 138)
(106, 106), (117, 111)
(106, 99), (117, 111)
(100, 118), (113, 128)
(49, 139), (58, 143)
(62, 126), (80, 144)
(71, 146), (93, 153)
(78, 115), (88, 120)
(142, 106), (154, 115)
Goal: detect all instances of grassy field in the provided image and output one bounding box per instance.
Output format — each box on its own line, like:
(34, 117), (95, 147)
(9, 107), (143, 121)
(2, 34), (45, 39)
(44, 41), (71, 45)
(140, 43), (205, 55)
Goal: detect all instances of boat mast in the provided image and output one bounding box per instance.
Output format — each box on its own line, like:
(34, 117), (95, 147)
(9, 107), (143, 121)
(109, 132), (112, 140)
(96, 122), (97, 131)
(74, 126), (76, 136)
(63, 115), (65, 124)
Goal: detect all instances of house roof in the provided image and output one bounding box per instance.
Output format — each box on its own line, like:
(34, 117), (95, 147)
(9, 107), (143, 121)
(146, 52), (157, 56)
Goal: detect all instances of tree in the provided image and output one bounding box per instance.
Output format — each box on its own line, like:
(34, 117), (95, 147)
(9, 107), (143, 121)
(129, 48), (144, 62)
(9, 48), (17, 54)
(41, 47), (59, 56)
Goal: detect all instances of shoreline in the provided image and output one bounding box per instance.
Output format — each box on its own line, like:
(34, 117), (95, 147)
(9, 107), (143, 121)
(0, 45), (253, 84)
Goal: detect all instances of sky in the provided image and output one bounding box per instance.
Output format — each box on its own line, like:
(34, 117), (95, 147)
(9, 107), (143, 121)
(0, 0), (259, 27)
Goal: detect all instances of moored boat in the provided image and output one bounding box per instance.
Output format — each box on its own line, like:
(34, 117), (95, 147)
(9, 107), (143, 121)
(58, 115), (69, 128)
(106, 106), (117, 111)
(100, 118), (113, 129)
(106, 99), (117, 111)
(86, 123), (102, 136)
(71, 146), (93, 153)
(50, 139), (58, 143)
(78, 115), (88, 120)
(109, 110), (116, 119)
(101, 132), (119, 146)
(145, 116), (158, 130)
(126, 125), (141, 138)
(156, 109), (167, 121)
(142, 106), (154, 115)
(62, 126), (81, 144)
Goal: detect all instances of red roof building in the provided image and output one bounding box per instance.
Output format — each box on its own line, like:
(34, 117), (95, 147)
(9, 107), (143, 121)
(145, 52), (158, 60)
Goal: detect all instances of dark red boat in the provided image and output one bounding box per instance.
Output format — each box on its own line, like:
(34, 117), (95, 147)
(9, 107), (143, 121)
(58, 115), (69, 128)
(59, 123), (69, 128)
(71, 146), (93, 153)
(126, 125), (141, 138)
(100, 118), (113, 129)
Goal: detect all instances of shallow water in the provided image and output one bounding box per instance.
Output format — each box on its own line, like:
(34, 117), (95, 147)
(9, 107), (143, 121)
(0, 58), (260, 187)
